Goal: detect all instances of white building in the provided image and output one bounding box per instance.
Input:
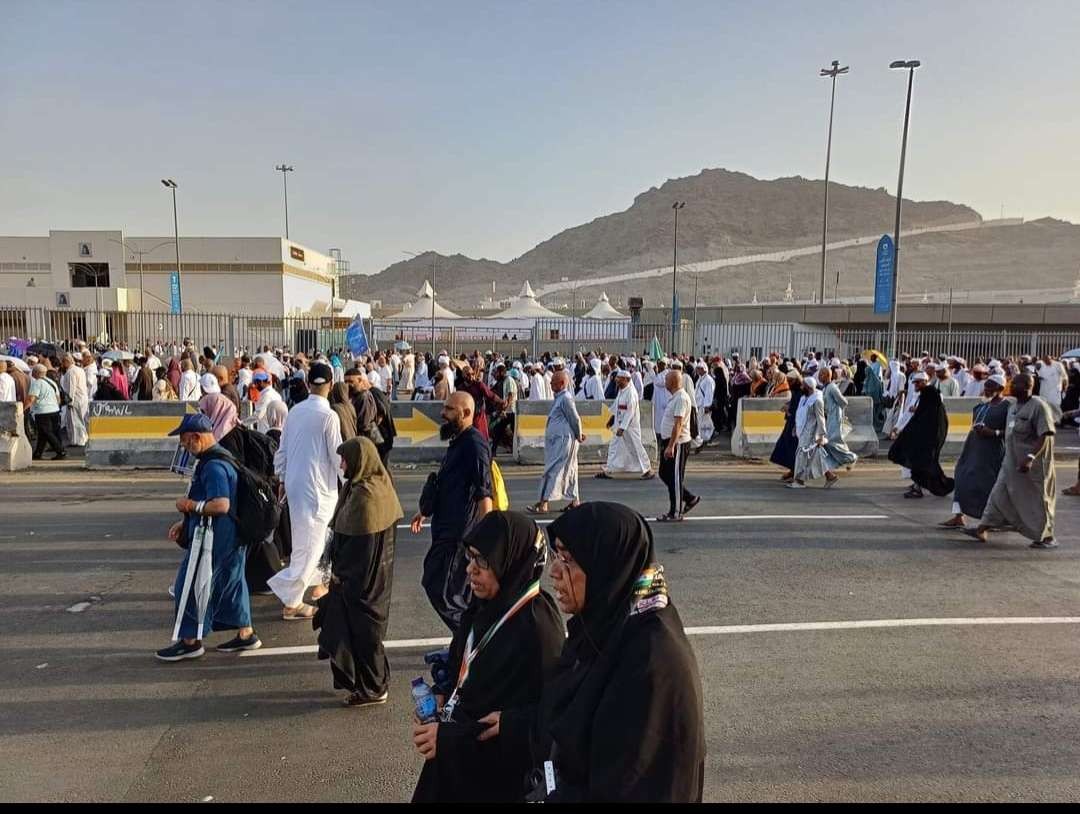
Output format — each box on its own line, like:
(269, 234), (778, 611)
(0, 230), (368, 320)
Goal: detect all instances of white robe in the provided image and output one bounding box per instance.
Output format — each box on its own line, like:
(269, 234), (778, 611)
(694, 373), (716, 445)
(529, 372), (549, 401)
(631, 370), (643, 399)
(606, 385), (650, 474)
(652, 385), (671, 438)
(269, 394), (342, 608)
(0, 372), (15, 402)
(254, 386), (284, 433)
(84, 364), (98, 400)
(179, 370), (202, 402)
(61, 366), (89, 446)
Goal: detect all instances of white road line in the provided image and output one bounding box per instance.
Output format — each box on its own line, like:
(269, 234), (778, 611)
(396, 513), (888, 530)
(240, 616), (1080, 657)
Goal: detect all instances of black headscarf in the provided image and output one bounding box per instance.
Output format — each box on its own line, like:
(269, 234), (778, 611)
(546, 502), (653, 653)
(506, 502), (705, 802)
(463, 510), (547, 638)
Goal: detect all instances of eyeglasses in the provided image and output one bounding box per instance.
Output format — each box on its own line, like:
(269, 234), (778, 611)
(548, 546), (573, 566)
(460, 546), (491, 571)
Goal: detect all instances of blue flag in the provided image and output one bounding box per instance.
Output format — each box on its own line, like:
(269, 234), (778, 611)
(345, 316), (369, 356)
(873, 235), (895, 315)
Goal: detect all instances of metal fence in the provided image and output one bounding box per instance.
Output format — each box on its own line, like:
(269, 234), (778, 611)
(0, 306), (356, 356)
(3, 305), (1077, 363)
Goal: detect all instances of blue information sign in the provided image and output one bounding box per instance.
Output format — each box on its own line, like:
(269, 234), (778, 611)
(873, 235), (895, 315)
(169, 271), (182, 314)
(345, 315), (370, 356)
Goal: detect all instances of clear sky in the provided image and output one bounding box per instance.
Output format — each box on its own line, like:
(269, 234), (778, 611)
(3, 0), (1078, 274)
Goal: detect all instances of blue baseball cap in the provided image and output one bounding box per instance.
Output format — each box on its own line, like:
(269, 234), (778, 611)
(168, 413), (215, 436)
(252, 370), (270, 382)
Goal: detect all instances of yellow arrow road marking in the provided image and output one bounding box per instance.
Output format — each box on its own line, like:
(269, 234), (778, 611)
(518, 404), (613, 442)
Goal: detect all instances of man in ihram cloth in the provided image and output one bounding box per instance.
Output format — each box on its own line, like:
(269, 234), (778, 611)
(597, 368), (653, 480)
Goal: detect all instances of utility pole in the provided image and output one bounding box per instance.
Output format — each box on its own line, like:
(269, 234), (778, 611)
(886, 60), (920, 359)
(819, 59), (849, 303)
(671, 201), (685, 353)
(275, 164), (294, 239)
(161, 179), (182, 312)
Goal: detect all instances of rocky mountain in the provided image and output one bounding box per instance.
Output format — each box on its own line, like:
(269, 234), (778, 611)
(339, 168), (1077, 311)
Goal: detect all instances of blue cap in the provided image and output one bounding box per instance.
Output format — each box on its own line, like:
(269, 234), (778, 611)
(168, 413), (215, 436)
(252, 370), (270, 382)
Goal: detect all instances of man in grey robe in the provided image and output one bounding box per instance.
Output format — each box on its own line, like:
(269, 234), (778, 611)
(818, 368), (857, 474)
(967, 374), (1058, 549)
(789, 377), (838, 488)
(529, 370), (584, 514)
(941, 374), (1010, 529)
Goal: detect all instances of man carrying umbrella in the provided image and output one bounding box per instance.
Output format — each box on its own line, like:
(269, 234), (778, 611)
(156, 413), (260, 661)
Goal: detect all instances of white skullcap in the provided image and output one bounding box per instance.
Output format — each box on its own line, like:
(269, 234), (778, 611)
(200, 373), (221, 394)
(911, 371), (929, 382)
(669, 359), (684, 370)
(987, 374), (1006, 387)
(438, 355), (449, 366)
(615, 368), (631, 379)
(803, 376), (818, 389)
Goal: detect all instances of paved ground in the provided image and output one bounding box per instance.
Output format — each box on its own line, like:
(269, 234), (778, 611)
(2, 459), (1079, 802)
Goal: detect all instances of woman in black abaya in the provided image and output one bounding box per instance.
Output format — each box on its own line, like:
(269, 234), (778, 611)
(314, 436), (403, 706)
(412, 510), (564, 802)
(482, 502), (706, 803)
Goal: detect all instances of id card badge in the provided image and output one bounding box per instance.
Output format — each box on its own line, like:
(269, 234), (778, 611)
(544, 760), (557, 795)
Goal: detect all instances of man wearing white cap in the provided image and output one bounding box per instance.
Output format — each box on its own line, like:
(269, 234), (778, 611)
(692, 360), (715, 450)
(577, 358), (604, 401)
(941, 374), (1009, 529)
(269, 362), (342, 618)
(597, 368), (653, 479)
(527, 362), (548, 401)
(888, 371), (954, 499)
(963, 364), (990, 398)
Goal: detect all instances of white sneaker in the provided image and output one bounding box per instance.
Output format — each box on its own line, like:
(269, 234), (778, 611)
(785, 482), (806, 489)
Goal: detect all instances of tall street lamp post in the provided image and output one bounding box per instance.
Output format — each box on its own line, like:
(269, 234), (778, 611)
(160, 179), (182, 313)
(671, 201), (685, 354)
(275, 164), (294, 239)
(887, 59), (920, 359)
(819, 59), (849, 304)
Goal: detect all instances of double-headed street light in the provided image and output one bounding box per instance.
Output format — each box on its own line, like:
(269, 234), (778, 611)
(886, 59), (920, 359)
(160, 179), (182, 313)
(275, 164), (294, 239)
(819, 59), (849, 304)
(671, 201), (686, 354)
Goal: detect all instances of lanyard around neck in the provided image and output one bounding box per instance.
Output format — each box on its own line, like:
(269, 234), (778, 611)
(454, 578), (541, 693)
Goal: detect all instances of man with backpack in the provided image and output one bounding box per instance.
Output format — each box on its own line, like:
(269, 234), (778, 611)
(156, 413), (260, 661)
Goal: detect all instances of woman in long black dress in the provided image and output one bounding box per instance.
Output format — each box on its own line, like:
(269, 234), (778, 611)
(483, 502), (706, 803)
(412, 511), (564, 802)
(314, 436), (403, 706)
(769, 371), (803, 482)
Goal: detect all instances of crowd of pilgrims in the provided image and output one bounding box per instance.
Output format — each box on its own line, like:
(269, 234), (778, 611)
(7, 335), (1079, 800)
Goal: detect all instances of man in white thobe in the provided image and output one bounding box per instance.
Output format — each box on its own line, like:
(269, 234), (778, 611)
(629, 360), (644, 399)
(528, 364), (549, 401)
(60, 354), (89, 447)
(600, 369), (652, 478)
(179, 360), (202, 401)
(268, 362), (342, 618)
(81, 352), (98, 400)
(0, 361), (16, 402)
(692, 360), (716, 449)
(252, 370), (284, 432)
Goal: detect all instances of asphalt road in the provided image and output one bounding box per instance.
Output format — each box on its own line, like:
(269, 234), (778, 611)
(2, 459), (1079, 802)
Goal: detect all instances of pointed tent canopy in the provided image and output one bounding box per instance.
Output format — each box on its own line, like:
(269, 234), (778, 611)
(582, 291), (627, 319)
(646, 335), (664, 361)
(384, 279), (461, 319)
(494, 280), (561, 319)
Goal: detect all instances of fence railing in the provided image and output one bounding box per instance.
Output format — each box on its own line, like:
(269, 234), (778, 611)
(3, 305), (1077, 363)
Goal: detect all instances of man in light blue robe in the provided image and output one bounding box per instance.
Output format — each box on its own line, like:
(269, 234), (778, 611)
(530, 370), (584, 514)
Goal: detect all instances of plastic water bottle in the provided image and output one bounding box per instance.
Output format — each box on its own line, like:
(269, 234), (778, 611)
(411, 676), (438, 723)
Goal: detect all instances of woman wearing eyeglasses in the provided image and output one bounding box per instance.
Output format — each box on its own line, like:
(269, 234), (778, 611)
(478, 502), (705, 802)
(412, 510), (564, 802)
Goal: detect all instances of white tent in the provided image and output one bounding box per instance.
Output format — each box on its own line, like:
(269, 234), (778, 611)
(495, 281), (561, 319)
(384, 280), (461, 320)
(582, 291), (627, 320)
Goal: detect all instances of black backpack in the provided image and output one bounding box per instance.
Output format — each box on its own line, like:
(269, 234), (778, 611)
(200, 449), (281, 547)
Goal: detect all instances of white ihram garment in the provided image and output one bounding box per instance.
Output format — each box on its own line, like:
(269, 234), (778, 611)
(179, 370), (202, 402)
(606, 385), (650, 474)
(61, 366), (89, 446)
(269, 394), (342, 608)
(693, 373), (715, 446)
(254, 386), (284, 433)
(529, 372), (549, 401)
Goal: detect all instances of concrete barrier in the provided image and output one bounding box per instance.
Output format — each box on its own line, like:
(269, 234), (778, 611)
(86, 401), (197, 468)
(389, 400), (450, 464)
(513, 399), (657, 466)
(941, 397), (980, 458)
(731, 396), (879, 459)
(0, 402), (33, 471)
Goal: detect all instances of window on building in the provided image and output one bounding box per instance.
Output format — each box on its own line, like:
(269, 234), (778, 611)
(69, 262), (110, 288)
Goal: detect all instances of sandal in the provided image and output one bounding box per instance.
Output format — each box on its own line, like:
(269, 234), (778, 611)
(1063, 485), (1080, 496)
(560, 503), (580, 513)
(654, 513), (684, 522)
(282, 603), (317, 621)
(525, 504), (549, 515)
(641, 471), (656, 480)
(594, 472), (613, 479)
